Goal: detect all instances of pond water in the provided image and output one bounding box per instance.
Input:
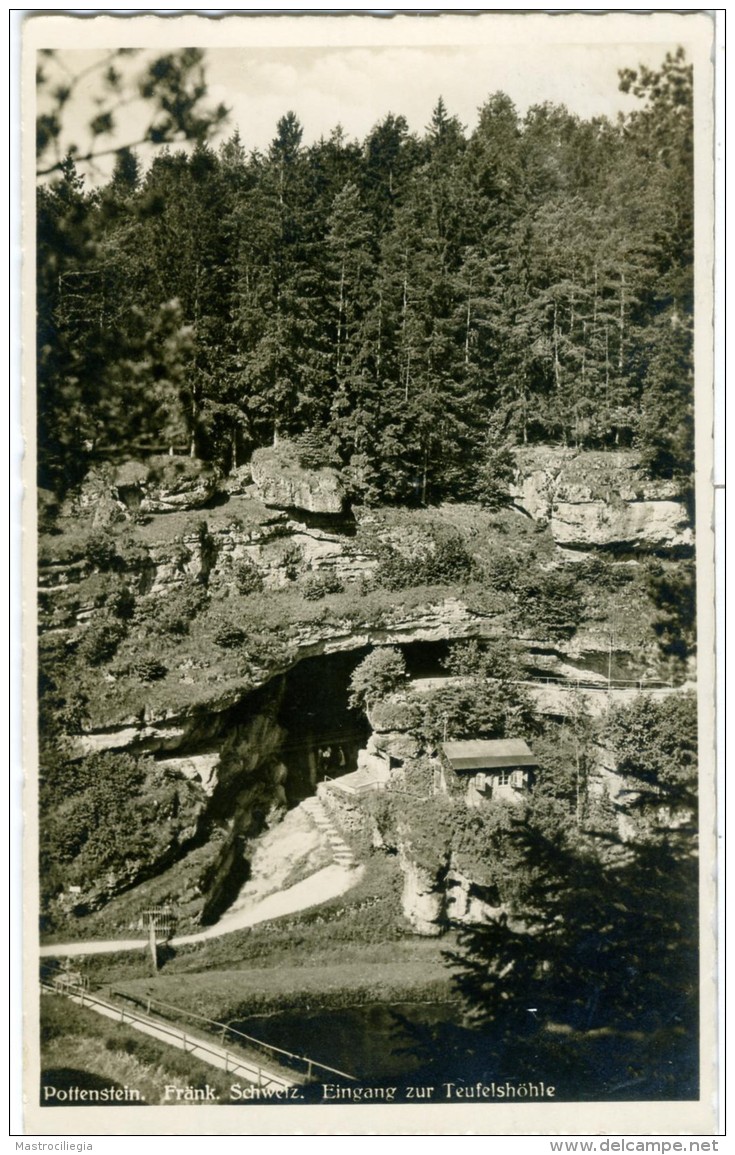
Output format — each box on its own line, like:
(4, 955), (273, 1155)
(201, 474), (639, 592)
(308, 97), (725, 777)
(232, 1000), (461, 1083)
(230, 1000), (694, 1104)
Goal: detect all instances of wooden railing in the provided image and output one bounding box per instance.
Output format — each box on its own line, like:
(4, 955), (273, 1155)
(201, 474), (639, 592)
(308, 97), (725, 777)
(41, 981), (295, 1089)
(111, 987), (358, 1083)
(41, 980), (356, 1086)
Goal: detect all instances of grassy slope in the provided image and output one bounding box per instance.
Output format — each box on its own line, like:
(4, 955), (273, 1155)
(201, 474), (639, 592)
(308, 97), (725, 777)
(58, 856), (456, 1013)
(40, 993), (244, 1106)
(43, 855), (458, 1086)
(112, 944), (456, 1022)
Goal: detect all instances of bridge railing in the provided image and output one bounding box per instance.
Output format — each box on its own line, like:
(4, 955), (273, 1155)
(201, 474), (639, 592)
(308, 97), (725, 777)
(41, 981), (294, 1089)
(43, 980), (358, 1086)
(512, 676), (678, 692)
(109, 987), (357, 1084)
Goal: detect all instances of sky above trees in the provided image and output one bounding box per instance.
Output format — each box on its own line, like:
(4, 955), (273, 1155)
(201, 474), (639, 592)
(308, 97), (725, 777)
(38, 38), (679, 183)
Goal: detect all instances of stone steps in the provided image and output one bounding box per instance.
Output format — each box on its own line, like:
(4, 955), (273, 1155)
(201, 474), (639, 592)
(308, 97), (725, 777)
(300, 796), (355, 869)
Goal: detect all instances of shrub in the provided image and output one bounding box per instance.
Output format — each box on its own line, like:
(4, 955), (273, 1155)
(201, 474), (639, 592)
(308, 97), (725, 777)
(484, 554), (522, 592)
(214, 623), (247, 649)
(85, 530), (118, 572)
(130, 657), (168, 682)
(233, 558), (264, 595)
(442, 638), (524, 683)
(604, 693), (698, 802)
(368, 696), (424, 733)
(44, 692), (89, 738)
(39, 749), (206, 900)
(641, 559), (697, 662)
(424, 533), (476, 584)
(374, 549), (418, 591)
(205, 610), (247, 650)
(374, 530), (476, 591)
(280, 543), (304, 581)
(139, 582), (208, 637)
(575, 554), (636, 591)
(515, 568), (581, 640)
(38, 488), (60, 533)
(76, 616), (127, 666)
(301, 572), (344, 600)
(348, 647), (408, 712)
(113, 535), (150, 572)
(81, 573), (136, 620)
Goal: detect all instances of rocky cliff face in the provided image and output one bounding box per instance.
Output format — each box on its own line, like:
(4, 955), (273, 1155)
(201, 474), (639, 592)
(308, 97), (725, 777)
(68, 598), (503, 758)
(39, 447), (692, 929)
(511, 447), (693, 553)
(56, 681), (293, 920)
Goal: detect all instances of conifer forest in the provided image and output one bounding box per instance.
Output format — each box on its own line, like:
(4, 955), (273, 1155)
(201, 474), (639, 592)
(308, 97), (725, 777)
(37, 48), (693, 504)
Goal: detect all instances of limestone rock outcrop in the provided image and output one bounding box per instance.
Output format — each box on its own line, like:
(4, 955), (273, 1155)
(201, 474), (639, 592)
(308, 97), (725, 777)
(154, 751), (221, 794)
(551, 497), (692, 551)
(115, 456), (218, 514)
(400, 855), (445, 935)
(251, 443), (346, 514)
(511, 446), (693, 552)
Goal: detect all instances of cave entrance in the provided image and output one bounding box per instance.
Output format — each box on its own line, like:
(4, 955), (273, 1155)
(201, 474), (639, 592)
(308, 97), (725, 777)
(276, 649), (371, 805)
(401, 639), (453, 679)
(274, 639), (472, 806)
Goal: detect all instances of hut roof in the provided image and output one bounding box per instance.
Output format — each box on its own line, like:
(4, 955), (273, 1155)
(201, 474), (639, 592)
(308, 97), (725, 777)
(441, 738), (537, 772)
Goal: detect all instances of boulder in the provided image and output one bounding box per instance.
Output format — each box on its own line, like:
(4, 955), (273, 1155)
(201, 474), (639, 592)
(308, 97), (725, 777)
(357, 749), (391, 779)
(370, 731), (421, 763)
(154, 752), (221, 794)
(115, 456), (217, 514)
(91, 493), (129, 530)
(445, 869), (504, 925)
(511, 447), (693, 552)
(250, 443), (345, 514)
(139, 486), (216, 514)
(218, 465), (253, 496)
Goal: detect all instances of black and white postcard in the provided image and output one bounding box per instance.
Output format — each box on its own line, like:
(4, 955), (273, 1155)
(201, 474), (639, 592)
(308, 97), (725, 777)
(20, 10), (719, 1137)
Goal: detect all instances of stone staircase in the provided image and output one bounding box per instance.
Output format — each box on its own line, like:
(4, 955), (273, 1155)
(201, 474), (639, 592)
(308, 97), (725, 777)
(300, 796), (356, 869)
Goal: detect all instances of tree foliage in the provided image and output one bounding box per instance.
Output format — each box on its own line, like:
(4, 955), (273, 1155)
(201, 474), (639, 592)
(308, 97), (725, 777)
(348, 647), (408, 713)
(604, 692), (698, 810)
(444, 819), (698, 1098)
(36, 48), (229, 178)
(39, 749), (207, 906)
(36, 51), (694, 502)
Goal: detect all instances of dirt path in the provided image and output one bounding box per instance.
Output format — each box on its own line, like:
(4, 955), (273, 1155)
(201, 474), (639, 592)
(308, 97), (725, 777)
(40, 862), (363, 959)
(175, 862), (363, 943)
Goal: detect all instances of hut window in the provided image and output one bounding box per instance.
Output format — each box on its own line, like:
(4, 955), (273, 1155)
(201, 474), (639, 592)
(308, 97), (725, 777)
(496, 770), (512, 786)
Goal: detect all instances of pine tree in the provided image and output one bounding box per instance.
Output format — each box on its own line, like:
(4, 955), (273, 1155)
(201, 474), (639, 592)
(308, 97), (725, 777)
(445, 819), (699, 1098)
